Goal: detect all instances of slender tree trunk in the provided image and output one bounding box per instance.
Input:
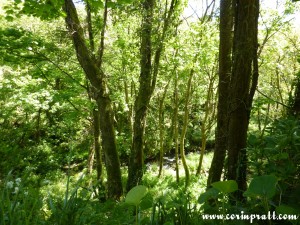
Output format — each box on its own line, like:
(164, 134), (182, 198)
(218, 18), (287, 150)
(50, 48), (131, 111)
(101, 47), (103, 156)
(92, 108), (103, 183)
(85, 1), (102, 183)
(158, 98), (165, 178)
(291, 79), (300, 116)
(207, 0), (233, 187)
(124, 79), (133, 143)
(173, 72), (180, 183)
(196, 75), (215, 175)
(87, 146), (95, 174)
(180, 69), (195, 187)
(64, 0), (122, 199)
(239, 0), (259, 193)
(35, 108), (42, 143)
(158, 81), (170, 177)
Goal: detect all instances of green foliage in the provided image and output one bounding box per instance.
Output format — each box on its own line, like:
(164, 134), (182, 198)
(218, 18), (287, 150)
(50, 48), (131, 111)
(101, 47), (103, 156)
(4, 0), (64, 20)
(125, 185), (148, 206)
(151, 190), (201, 225)
(211, 180), (238, 194)
(248, 117), (300, 209)
(124, 185), (153, 224)
(0, 0), (300, 224)
(0, 13), (92, 180)
(198, 187), (219, 204)
(0, 27), (45, 65)
(244, 175), (278, 199)
(0, 172), (44, 225)
(1, 165), (299, 225)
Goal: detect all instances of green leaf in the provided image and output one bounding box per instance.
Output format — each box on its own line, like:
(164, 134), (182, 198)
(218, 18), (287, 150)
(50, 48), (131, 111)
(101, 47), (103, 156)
(211, 180), (238, 194)
(5, 15), (14, 21)
(125, 185), (148, 206)
(88, 0), (104, 9)
(198, 187), (219, 204)
(117, 0), (134, 4)
(107, 1), (117, 8)
(244, 175), (277, 199)
(139, 193), (153, 210)
(163, 222), (174, 225)
(276, 205), (298, 215)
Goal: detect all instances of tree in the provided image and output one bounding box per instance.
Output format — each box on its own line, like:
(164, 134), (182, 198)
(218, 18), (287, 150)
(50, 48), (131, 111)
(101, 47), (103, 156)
(207, 0), (233, 187)
(127, 0), (179, 191)
(207, 0), (260, 198)
(227, 0), (259, 198)
(63, 0), (123, 199)
(290, 58), (300, 115)
(127, 0), (155, 191)
(2, 0), (124, 200)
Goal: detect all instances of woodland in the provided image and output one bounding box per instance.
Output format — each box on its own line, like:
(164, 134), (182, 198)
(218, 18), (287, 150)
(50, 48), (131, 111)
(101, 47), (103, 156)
(0, 0), (300, 224)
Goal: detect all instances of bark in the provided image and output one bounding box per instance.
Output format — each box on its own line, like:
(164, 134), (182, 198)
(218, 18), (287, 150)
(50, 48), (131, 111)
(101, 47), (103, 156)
(87, 145), (95, 175)
(64, 0), (122, 199)
(227, 0), (259, 198)
(126, 0), (154, 191)
(92, 108), (103, 183)
(196, 73), (215, 175)
(86, 1), (95, 53)
(207, 0), (233, 187)
(124, 79), (133, 143)
(158, 80), (171, 177)
(179, 69), (195, 187)
(35, 108), (42, 143)
(173, 72), (180, 183)
(85, 3), (97, 177)
(292, 78), (300, 116)
(96, 96), (122, 199)
(127, 0), (178, 191)
(237, 0), (259, 197)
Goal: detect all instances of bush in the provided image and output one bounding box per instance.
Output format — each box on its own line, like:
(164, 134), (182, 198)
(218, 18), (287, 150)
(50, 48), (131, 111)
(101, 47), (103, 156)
(248, 117), (300, 208)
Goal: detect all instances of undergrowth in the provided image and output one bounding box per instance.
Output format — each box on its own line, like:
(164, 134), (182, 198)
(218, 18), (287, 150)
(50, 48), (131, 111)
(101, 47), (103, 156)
(1, 117), (300, 225)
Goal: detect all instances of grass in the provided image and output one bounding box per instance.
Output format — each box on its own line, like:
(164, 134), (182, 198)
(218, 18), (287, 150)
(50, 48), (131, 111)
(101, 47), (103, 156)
(143, 151), (213, 199)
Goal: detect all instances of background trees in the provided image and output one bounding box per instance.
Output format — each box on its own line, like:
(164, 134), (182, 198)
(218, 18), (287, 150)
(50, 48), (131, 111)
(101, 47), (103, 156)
(0, 0), (300, 218)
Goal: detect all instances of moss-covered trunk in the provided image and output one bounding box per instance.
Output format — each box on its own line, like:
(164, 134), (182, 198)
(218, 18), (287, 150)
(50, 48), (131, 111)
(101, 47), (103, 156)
(127, 0), (154, 191)
(64, 0), (122, 199)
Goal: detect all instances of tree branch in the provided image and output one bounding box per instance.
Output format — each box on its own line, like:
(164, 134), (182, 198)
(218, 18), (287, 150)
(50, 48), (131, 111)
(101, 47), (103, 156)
(97, 0), (108, 67)
(64, 0), (103, 89)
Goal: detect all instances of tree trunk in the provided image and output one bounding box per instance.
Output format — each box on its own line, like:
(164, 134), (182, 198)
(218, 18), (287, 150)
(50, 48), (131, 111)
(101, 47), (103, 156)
(126, 0), (179, 191)
(173, 72), (180, 183)
(92, 108), (103, 183)
(158, 81), (170, 177)
(64, 0), (122, 199)
(227, 0), (259, 198)
(126, 0), (154, 191)
(291, 78), (300, 116)
(196, 74), (215, 175)
(179, 69), (195, 187)
(87, 145), (94, 175)
(96, 95), (123, 199)
(207, 0), (233, 187)
(35, 108), (42, 143)
(124, 79), (133, 143)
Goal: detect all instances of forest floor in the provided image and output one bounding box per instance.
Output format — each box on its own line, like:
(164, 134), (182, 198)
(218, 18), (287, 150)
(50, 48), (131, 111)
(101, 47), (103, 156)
(0, 151), (215, 224)
(37, 151), (214, 206)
